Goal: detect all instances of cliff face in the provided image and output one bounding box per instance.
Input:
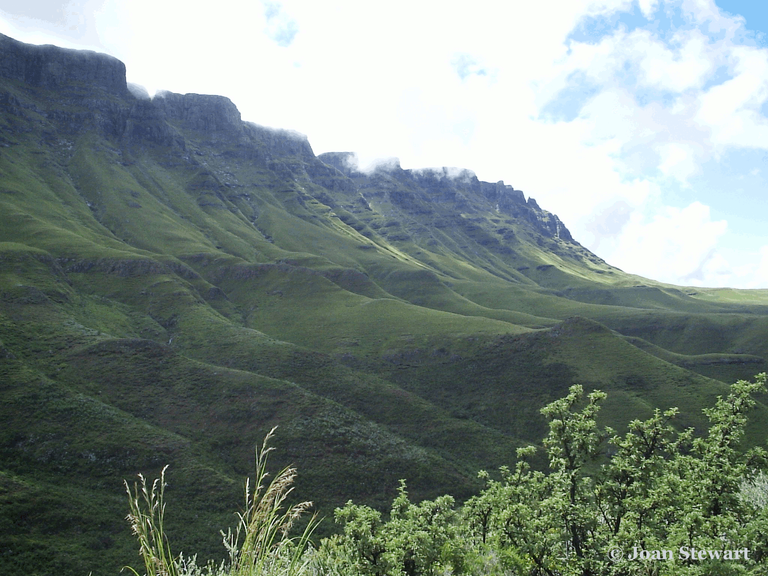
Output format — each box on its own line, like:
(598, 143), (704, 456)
(314, 152), (578, 258)
(0, 33), (314, 159)
(0, 32), (579, 260)
(0, 33), (128, 95)
(155, 92), (243, 135)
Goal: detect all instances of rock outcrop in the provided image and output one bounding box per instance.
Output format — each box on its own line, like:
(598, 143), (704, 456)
(154, 92), (243, 135)
(0, 33), (128, 95)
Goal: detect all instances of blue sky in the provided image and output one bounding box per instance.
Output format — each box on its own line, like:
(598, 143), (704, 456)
(2, 0), (768, 288)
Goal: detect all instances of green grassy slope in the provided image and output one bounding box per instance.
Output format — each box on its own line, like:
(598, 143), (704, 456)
(2, 34), (768, 576)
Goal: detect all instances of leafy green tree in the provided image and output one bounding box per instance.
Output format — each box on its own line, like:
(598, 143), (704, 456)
(540, 386), (606, 574)
(334, 481), (460, 576)
(334, 501), (389, 576)
(594, 406), (680, 574)
(386, 481), (459, 576)
(470, 374), (768, 576)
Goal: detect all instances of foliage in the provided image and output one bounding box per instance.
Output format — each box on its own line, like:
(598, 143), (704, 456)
(334, 480), (461, 576)
(122, 378), (767, 576)
(269, 375), (765, 575)
(465, 373), (768, 575)
(124, 465), (179, 576)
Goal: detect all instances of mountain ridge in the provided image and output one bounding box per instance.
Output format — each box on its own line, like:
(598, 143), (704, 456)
(0, 32), (589, 269)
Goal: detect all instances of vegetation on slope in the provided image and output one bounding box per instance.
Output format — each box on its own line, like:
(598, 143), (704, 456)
(123, 376), (768, 576)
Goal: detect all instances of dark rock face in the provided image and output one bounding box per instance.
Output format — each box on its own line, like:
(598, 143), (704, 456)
(150, 92), (315, 159)
(154, 92), (243, 135)
(412, 169), (476, 206)
(318, 152), (359, 176)
(0, 33), (315, 162)
(123, 100), (185, 147)
(481, 181), (526, 206)
(243, 123), (314, 159)
(306, 160), (357, 194)
(317, 150), (579, 251)
(0, 33), (127, 96)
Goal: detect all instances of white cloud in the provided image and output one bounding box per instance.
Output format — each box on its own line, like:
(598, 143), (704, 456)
(702, 245), (768, 289)
(511, 1), (768, 287)
(694, 45), (768, 151)
(638, 0), (660, 18)
(263, 1), (298, 47)
(605, 201), (727, 285)
(637, 29), (713, 92)
(752, 246), (768, 288)
(657, 142), (698, 181)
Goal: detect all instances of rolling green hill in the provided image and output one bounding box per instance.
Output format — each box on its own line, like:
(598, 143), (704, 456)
(2, 33), (768, 575)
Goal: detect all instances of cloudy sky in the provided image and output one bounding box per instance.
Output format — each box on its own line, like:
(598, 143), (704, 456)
(2, 0), (768, 288)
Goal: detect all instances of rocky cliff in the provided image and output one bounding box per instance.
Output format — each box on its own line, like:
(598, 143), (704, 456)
(0, 33), (127, 95)
(0, 32), (579, 260)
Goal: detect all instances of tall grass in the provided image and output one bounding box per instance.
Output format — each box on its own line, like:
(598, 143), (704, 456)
(124, 428), (317, 576)
(223, 427), (317, 576)
(124, 465), (178, 576)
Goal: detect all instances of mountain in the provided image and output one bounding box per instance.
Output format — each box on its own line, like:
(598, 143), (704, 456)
(1, 33), (768, 575)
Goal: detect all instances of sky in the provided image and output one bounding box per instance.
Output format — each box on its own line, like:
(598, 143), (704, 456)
(2, 0), (768, 288)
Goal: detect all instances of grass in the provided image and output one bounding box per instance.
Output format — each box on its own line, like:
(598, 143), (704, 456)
(125, 466), (179, 576)
(223, 428), (317, 576)
(123, 429), (317, 576)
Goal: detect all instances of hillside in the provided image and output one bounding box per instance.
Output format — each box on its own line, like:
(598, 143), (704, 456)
(2, 33), (768, 575)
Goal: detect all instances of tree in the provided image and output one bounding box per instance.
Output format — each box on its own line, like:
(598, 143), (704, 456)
(335, 481), (460, 576)
(472, 374), (768, 576)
